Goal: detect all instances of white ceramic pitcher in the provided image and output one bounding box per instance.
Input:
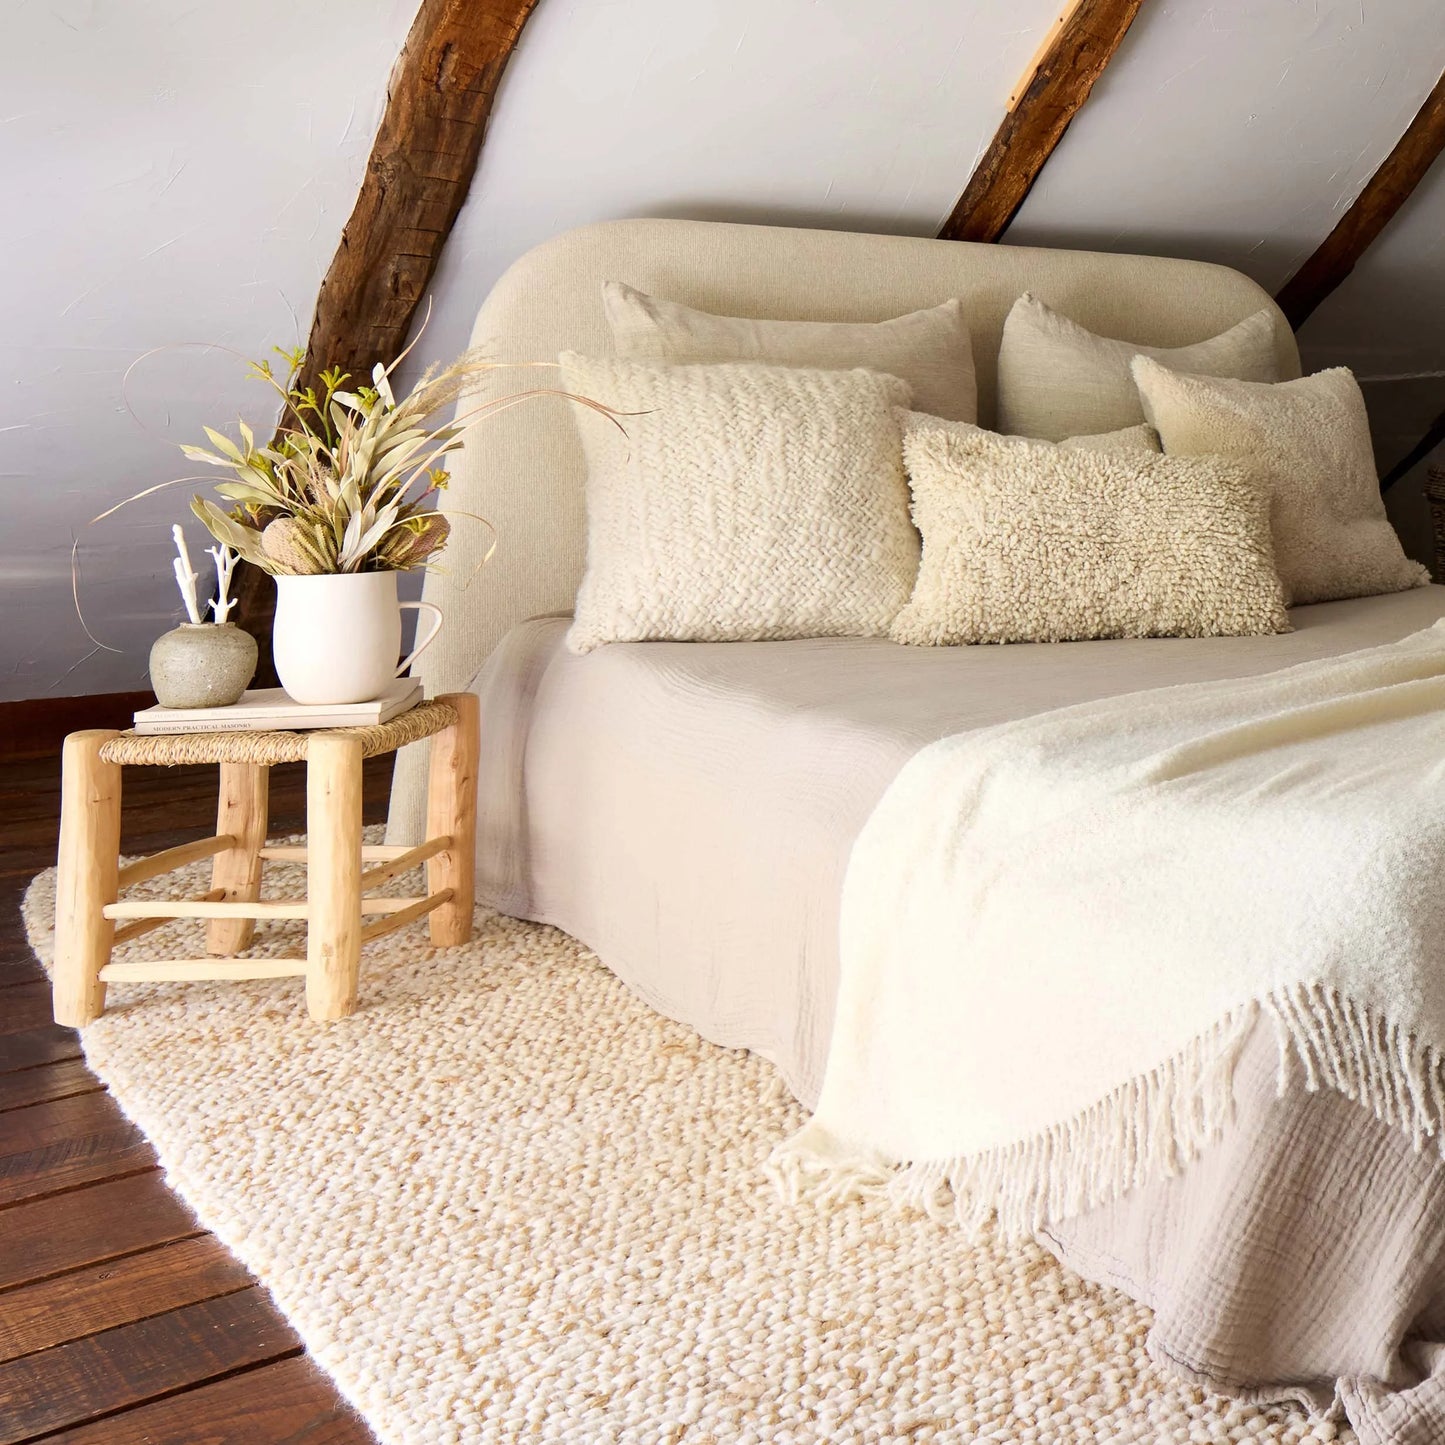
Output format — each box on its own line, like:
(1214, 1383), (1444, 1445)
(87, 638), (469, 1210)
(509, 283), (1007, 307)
(272, 573), (443, 705)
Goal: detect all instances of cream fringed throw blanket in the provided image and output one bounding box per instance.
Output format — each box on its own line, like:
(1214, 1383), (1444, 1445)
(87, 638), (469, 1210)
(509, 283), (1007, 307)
(771, 622), (1445, 1241)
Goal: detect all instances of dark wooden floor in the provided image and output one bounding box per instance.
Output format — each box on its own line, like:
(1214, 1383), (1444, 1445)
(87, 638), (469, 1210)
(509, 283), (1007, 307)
(0, 753), (392, 1443)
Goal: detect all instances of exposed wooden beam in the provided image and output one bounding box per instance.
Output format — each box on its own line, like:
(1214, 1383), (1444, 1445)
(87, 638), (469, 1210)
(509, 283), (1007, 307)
(1380, 402), (1445, 493)
(298, 0), (541, 389)
(1276, 69), (1445, 330)
(937, 0), (1147, 244)
(235, 0), (541, 671)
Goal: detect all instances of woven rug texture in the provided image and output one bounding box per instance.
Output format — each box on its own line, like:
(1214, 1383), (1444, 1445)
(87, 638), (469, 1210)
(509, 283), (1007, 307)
(22, 839), (1353, 1444)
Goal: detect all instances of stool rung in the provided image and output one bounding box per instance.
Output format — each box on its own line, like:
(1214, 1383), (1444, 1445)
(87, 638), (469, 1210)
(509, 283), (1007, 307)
(259, 844), (414, 863)
(117, 835), (236, 888)
(100, 958), (309, 983)
(358, 836), (451, 892)
(108, 894), (429, 930)
(105, 898), (310, 922)
(112, 889), (227, 946)
(359, 889), (453, 944)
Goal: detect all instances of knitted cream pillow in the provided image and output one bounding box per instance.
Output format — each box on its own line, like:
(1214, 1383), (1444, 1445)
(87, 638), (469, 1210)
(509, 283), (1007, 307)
(891, 413), (1288, 646)
(996, 293), (1281, 441)
(604, 282), (977, 422)
(561, 354), (917, 653)
(1133, 359), (1430, 605)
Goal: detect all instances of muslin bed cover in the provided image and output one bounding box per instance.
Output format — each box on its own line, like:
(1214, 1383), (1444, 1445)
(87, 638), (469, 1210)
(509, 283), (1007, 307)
(473, 585), (1445, 1441)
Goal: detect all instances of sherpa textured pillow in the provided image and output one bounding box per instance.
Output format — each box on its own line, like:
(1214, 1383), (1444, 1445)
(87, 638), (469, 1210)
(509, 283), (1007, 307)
(561, 354), (918, 653)
(890, 412), (1288, 646)
(996, 293), (1281, 441)
(1133, 359), (1430, 605)
(604, 282), (977, 422)
(905, 412), (1162, 458)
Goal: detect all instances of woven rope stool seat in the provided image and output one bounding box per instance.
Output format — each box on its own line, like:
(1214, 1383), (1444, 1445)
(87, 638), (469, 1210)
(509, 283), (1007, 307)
(98, 699), (458, 767)
(52, 693), (479, 1025)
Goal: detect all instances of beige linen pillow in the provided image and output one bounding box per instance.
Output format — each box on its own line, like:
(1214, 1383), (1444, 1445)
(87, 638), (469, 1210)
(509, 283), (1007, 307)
(891, 413), (1288, 646)
(561, 354), (918, 653)
(996, 293), (1281, 441)
(604, 281), (977, 422)
(1133, 359), (1430, 605)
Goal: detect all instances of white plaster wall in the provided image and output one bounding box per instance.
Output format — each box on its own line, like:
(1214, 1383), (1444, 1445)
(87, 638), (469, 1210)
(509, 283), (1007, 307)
(410, 0), (1059, 395)
(1007, 0), (1445, 290)
(5, 0), (1445, 699)
(0, 0), (418, 699)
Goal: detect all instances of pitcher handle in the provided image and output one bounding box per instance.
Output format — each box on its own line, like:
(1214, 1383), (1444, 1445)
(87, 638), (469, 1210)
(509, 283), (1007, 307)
(397, 601), (444, 677)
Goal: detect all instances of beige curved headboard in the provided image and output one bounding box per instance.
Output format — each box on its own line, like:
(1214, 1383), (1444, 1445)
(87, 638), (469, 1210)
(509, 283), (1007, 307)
(389, 218), (1298, 839)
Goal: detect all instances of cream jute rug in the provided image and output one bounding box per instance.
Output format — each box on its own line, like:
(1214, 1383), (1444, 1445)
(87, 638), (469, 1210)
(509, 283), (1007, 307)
(23, 840), (1351, 1445)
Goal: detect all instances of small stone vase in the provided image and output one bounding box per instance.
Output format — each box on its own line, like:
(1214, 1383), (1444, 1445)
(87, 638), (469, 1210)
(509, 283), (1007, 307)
(149, 622), (258, 708)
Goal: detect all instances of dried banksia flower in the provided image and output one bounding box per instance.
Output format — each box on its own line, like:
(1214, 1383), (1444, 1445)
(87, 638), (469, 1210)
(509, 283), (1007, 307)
(378, 515), (450, 571)
(261, 517), (327, 575)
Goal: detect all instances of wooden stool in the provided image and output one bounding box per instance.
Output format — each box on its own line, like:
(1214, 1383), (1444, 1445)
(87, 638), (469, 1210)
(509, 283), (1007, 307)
(51, 694), (478, 1025)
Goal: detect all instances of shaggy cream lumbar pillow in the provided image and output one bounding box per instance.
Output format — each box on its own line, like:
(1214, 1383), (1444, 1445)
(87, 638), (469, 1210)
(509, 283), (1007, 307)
(1132, 358), (1430, 605)
(996, 293), (1282, 441)
(890, 413), (1289, 646)
(561, 354), (918, 653)
(603, 281), (978, 422)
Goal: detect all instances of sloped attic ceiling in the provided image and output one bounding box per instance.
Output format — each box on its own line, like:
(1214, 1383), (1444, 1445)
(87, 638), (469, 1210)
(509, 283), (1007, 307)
(4, 0), (1443, 699)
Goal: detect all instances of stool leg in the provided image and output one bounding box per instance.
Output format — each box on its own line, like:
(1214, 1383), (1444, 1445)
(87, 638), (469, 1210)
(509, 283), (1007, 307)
(207, 763), (269, 956)
(53, 730), (122, 1027)
(305, 735), (363, 1022)
(425, 692), (479, 948)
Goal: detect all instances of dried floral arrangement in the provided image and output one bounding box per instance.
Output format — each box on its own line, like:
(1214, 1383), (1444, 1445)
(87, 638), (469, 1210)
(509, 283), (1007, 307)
(105, 331), (620, 579)
(75, 332), (621, 653)
(181, 344), (496, 576)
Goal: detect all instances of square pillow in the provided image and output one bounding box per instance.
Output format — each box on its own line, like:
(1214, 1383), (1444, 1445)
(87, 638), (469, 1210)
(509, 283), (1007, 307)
(890, 412), (1288, 646)
(603, 281), (977, 422)
(1132, 358), (1430, 605)
(996, 292), (1282, 441)
(560, 354), (918, 653)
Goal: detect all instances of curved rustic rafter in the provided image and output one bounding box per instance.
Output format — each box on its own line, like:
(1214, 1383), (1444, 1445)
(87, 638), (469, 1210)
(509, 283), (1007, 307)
(1276, 68), (1445, 331)
(937, 0), (1147, 244)
(236, 0), (542, 667)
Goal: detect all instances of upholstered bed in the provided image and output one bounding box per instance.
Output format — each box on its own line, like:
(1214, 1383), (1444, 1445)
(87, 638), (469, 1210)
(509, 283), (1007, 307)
(390, 219), (1445, 1439)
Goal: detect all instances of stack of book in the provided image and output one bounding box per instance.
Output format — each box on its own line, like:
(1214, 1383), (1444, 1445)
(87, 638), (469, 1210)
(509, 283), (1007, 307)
(131, 678), (423, 735)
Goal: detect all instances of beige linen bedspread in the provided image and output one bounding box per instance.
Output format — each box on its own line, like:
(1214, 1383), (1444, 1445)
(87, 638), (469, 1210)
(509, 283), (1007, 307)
(472, 585), (1445, 1439)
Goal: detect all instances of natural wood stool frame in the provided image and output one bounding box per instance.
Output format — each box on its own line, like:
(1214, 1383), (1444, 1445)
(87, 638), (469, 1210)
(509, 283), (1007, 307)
(52, 693), (479, 1025)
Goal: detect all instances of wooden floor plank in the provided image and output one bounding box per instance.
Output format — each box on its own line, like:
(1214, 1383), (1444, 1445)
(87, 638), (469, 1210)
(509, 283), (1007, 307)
(0, 1088), (133, 1153)
(0, 1121), (155, 1207)
(0, 980), (53, 1035)
(0, 1236), (254, 1363)
(0, 1022), (81, 1074)
(0, 1057), (103, 1113)
(0, 959), (45, 989)
(0, 1172), (195, 1291)
(0, 748), (390, 1443)
(0, 1287), (300, 1443)
(36, 1356), (374, 1445)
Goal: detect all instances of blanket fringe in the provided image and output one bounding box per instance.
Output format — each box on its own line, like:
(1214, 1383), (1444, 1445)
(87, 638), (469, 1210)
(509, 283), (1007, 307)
(1268, 981), (1445, 1156)
(768, 983), (1445, 1242)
